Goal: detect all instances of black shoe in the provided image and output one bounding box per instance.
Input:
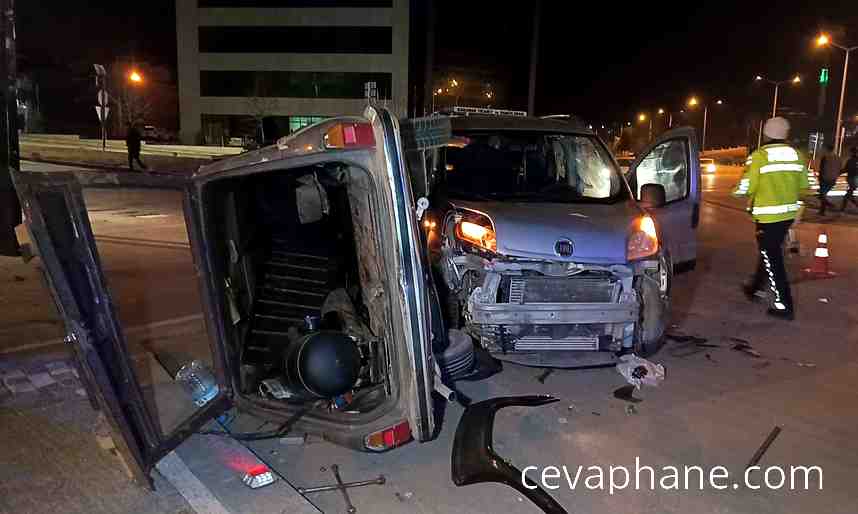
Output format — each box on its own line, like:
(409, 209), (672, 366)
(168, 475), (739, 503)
(766, 308), (794, 321)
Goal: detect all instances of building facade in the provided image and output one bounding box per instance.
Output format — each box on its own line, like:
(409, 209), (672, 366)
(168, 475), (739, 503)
(176, 0), (409, 144)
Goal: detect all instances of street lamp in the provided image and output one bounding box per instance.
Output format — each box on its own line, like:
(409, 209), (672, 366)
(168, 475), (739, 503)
(815, 33), (858, 155)
(128, 70), (143, 84)
(754, 74), (801, 118)
(638, 112), (654, 141)
(687, 96), (724, 151)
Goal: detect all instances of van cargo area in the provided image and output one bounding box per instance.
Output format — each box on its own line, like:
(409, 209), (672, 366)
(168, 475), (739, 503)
(205, 162), (401, 436)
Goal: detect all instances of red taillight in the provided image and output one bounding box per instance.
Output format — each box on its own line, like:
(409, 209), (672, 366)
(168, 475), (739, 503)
(324, 122), (375, 149)
(364, 420), (412, 452)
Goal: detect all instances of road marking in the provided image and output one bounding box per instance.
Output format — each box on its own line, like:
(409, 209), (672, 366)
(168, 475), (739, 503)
(156, 451), (233, 514)
(0, 314), (204, 355)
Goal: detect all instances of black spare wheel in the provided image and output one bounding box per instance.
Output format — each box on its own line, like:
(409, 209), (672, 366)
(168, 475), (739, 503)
(282, 331), (361, 398)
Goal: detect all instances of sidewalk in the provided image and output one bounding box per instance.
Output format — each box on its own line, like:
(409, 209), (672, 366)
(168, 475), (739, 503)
(0, 350), (193, 514)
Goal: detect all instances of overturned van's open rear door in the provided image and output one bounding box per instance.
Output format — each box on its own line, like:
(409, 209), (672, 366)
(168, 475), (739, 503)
(10, 169), (232, 486)
(365, 106), (437, 442)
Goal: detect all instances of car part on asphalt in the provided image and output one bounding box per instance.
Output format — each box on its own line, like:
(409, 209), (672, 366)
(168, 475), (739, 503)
(451, 395), (567, 514)
(746, 426), (782, 470)
(297, 464), (385, 514)
(615, 354), (665, 388)
(613, 384), (642, 403)
(731, 339), (763, 358)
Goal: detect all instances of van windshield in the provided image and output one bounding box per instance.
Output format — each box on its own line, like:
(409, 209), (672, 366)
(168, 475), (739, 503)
(438, 131), (626, 204)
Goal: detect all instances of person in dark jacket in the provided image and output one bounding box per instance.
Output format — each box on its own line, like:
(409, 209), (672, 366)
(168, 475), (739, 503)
(842, 146), (858, 212)
(125, 124), (147, 171)
(817, 144), (841, 216)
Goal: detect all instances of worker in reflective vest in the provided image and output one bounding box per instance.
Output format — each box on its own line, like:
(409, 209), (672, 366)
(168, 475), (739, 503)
(732, 117), (809, 320)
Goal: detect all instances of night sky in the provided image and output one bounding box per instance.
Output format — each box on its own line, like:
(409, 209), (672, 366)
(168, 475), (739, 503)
(17, 0), (858, 138)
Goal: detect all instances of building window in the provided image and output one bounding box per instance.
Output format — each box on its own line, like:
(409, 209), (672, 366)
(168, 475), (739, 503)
(200, 71), (392, 99)
(289, 116), (325, 133)
(199, 26), (392, 54)
(199, 1), (392, 6)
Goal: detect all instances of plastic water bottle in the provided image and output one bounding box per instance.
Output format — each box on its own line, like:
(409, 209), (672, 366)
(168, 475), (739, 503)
(175, 360), (219, 407)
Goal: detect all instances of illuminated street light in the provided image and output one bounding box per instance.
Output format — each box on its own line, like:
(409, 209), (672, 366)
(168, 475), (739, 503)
(755, 74), (802, 118)
(814, 33), (858, 155)
(129, 70), (143, 84)
(657, 108), (665, 115)
(638, 113), (647, 122)
(686, 96), (725, 150)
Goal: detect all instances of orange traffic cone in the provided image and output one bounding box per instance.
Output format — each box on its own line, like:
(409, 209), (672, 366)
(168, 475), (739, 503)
(802, 231), (836, 279)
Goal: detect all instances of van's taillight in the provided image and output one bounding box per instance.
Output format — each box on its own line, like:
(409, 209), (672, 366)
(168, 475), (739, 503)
(324, 122), (375, 149)
(364, 420), (412, 452)
(241, 464), (276, 489)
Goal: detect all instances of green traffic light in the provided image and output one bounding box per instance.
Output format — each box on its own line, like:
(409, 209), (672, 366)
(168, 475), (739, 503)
(819, 68), (829, 84)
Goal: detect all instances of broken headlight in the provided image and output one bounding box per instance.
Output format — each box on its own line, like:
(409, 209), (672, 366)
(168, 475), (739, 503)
(454, 213), (497, 253)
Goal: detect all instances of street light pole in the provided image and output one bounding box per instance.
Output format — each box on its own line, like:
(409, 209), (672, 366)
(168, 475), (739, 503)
(702, 105), (708, 151)
(772, 82), (779, 118)
(815, 34), (857, 155)
(834, 49), (850, 155)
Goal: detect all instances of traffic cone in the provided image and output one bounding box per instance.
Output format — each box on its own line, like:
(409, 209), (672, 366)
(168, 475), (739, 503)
(802, 231), (836, 279)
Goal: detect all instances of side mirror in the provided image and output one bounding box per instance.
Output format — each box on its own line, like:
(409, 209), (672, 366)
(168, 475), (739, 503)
(639, 183), (666, 209)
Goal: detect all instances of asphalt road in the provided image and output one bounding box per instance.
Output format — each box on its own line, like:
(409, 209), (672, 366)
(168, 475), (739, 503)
(3, 160), (858, 513)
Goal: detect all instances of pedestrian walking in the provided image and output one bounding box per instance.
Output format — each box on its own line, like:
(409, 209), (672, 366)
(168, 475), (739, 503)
(125, 124), (147, 171)
(733, 117), (809, 321)
(841, 146), (858, 212)
(816, 144), (841, 216)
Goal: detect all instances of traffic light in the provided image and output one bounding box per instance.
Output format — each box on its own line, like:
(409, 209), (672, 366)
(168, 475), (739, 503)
(819, 68), (829, 84)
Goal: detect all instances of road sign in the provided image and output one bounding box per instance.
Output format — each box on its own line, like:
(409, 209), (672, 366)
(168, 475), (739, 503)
(97, 89), (109, 106)
(95, 105), (110, 122)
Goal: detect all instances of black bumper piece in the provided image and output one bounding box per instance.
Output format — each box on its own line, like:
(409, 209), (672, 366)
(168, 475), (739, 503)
(450, 395), (568, 514)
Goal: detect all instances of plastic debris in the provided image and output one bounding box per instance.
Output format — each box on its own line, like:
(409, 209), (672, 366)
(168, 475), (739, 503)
(616, 354), (665, 388)
(557, 417), (569, 424)
(613, 384), (642, 403)
(818, 297), (829, 303)
(591, 411), (601, 416)
(535, 368), (554, 384)
(279, 434), (307, 445)
(395, 491), (414, 502)
(625, 404), (638, 415)
(797, 362), (817, 368)
(567, 404), (577, 412)
(731, 339), (762, 358)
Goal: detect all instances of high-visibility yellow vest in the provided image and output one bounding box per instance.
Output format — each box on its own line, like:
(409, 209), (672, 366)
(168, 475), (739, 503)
(732, 143), (810, 223)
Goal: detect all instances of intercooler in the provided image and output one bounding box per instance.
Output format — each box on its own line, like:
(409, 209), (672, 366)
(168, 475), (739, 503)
(506, 276), (618, 304)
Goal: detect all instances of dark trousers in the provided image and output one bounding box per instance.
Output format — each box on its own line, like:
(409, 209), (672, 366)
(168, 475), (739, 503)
(818, 180), (836, 214)
(750, 220), (793, 312)
(842, 177), (856, 211)
(128, 151), (147, 171)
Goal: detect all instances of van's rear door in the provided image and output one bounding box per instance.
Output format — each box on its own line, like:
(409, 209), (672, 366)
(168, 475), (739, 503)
(10, 169), (231, 486)
(366, 106), (436, 441)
